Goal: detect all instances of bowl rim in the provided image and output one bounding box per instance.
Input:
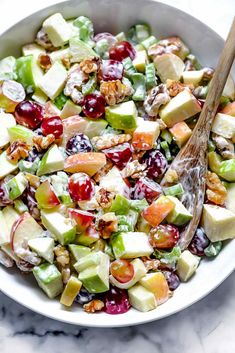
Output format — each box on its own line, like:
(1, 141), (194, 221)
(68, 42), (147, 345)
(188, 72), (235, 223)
(0, 0), (234, 327)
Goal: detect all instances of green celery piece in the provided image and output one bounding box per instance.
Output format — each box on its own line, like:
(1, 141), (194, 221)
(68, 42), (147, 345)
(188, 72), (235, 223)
(145, 63), (156, 89)
(154, 246), (181, 265)
(73, 16), (94, 46)
(163, 183), (184, 197)
(160, 129), (172, 144)
(109, 194), (130, 215)
(208, 139), (216, 152)
(204, 242), (222, 257)
(127, 24), (150, 44)
(220, 96), (231, 108)
(14, 199), (28, 213)
(18, 158), (39, 174)
(53, 92), (68, 110)
(141, 35), (157, 50)
(117, 209), (139, 232)
(82, 75), (97, 95)
(129, 199), (148, 212)
(123, 57), (137, 77)
(160, 141), (172, 161)
(131, 73), (146, 101)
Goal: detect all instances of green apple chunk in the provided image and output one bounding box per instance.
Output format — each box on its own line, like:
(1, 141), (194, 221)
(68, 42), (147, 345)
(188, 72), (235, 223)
(60, 276), (82, 307)
(0, 211), (9, 246)
(83, 118), (108, 139)
(68, 244), (91, 262)
(159, 90), (201, 127)
(41, 209), (76, 245)
(133, 50), (148, 72)
(60, 99), (82, 119)
(8, 125), (35, 145)
(2, 206), (20, 241)
(0, 151), (18, 180)
(16, 55), (43, 93)
(28, 237), (54, 263)
(211, 113), (235, 140)
(6, 172), (28, 200)
(110, 258), (147, 289)
(74, 251), (105, 272)
(43, 13), (72, 47)
(176, 250), (200, 282)
(154, 53), (184, 82)
(128, 284), (157, 312)
(38, 61), (67, 100)
(223, 74), (235, 100)
(182, 70), (204, 87)
(50, 48), (70, 63)
(37, 144), (64, 176)
(33, 263), (63, 299)
(35, 180), (60, 209)
(105, 101), (138, 130)
(111, 232), (153, 259)
(109, 194), (130, 215)
(0, 112), (16, 149)
(99, 166), (129, 196)
(225, 183), (235, 213)
(201, 204), (235, 241)
(69, 37), (97, 63)
(166, 196), (192, 225)
(208, 151), (222, 174)
(219, 159), (235, 181)
(78, 253), (110, 293)
(22, 43), (45, 58)
(75, 226), (100, 246)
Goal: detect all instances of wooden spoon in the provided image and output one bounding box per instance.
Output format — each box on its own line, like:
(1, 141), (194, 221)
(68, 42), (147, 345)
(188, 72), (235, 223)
(161, 17), (235, 250)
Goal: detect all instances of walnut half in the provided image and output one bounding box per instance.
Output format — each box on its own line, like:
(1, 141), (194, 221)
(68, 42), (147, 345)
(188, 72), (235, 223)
(6, 140), (31, 162)
(97, 212), (118, 239)
(83, 299), (104, 313)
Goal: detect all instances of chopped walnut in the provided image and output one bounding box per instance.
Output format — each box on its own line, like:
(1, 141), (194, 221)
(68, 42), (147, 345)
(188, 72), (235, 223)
(91, 133), (131, 150)
(62, 267), (71, 284)
(148, 37), (182, 58)
(141, 257), (160, 271)
(38, 53), (52, 70)
(15, 247), (41, 266)
(33, 134), (55, 151)
(95, 188), (115, 208)
(61, 55), (71, 69)
(202, 67), (214, 82)
(206, 171), (227, 205)
(97, 212), (118, 239)
(164, 169), (179, 184)
(80, 57), (100, 74)
(54, 245), (70, 268)
(83, 299), (104, 313)
(166, 80), (192, 97)
(93, 160), (113, 183)
(64, 64), (88, 104)
(25, 173), (40, 188)
(6, 140), (31, 162)
(121, 160), (146, 178)
(144, 84), (170, 117)
(100, 80), (133, 106)
(212, 133), (234, 160)
(36, 28), (56, 51)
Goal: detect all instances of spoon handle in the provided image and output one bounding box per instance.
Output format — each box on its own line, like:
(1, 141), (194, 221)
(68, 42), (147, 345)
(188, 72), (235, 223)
(194, 17), (235, 136)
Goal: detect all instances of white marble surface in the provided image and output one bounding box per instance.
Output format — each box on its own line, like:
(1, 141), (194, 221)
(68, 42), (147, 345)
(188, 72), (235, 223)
(0, 0), (235, 352)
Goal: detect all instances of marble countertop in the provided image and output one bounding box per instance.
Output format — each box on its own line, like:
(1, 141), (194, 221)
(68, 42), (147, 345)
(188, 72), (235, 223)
(0, 0), (235, 352)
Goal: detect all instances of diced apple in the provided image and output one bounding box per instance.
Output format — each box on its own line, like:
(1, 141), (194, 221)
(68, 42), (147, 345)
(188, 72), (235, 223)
(22, 43), (46, 58)
(111, 232), (153, 259)
(0, 210), (9, 246)
(0, 151), (18, 179)
(60, 100), (82, 119)
(33, 263), (63, 299)
(159, 90), (201, 127)
(68, 209), (95, 232)
(64, 152), (106, 176)
(2, 206), (20, 243)
(35, 180), (60, 209)
(208, 151), (222, 175)
(201, 204), (235, 241)
(60, 276), (82, 307)
(99, 166), (129, 196)
(11, 212), (44, 254)
(176, 250), (200, 281)
(132, 118), (160, 150)
(182, 70), (204, 87)
(105, 101), (138, 130)
(60, 115), (88, 147)
(211, 113), (235, 140)
(133, 50), (148, 72)
(110, 258), (147, 289)
(128, 284), (157, 312)
(225, 183), (235, 213)
(43, 13), (72, 47)
(143, 195), (175, 226)
(166, 196), (192, 225)
(219, 159), (235, 181)
(169, 121), (192, 147)
(37, 144), (64, 176)
(154, 53), (184, 83)
(140, 272), (169, 304)
(6, 172), (28, 200)
(50, 47), (70, 63)
(222, 74), (235, 100)
(38, 62), (67, 100)
(44, 101), (61, 118)
(8, 125), (35, 145)
(28, 237), (54, 263)
(69, 37), (97, 63)
(0, 112), (16, 148)
(75, 225), (100, 246)
(221, 102), (235, 116)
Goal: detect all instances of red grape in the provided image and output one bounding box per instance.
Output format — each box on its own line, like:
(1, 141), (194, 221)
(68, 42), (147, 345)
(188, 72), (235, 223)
(103, 286), (131, 315)
(15, 100), (43, 129)
(109, 41), (136, 61)
(66, 133), (93, 155)
(163, 270), (180, 291)
(68, 173), (94, 202)
(98, 60), (124, 81)
(144, 150), (168, 179)
(41, 116), (63, 139)
(132, 177), (162, 203)
(188, 227), (210, 256)
(149, 224), (180, 249)
(83, 93), (105, 119)
(110, 259), (134, 283)
(103, 143), (132, 169)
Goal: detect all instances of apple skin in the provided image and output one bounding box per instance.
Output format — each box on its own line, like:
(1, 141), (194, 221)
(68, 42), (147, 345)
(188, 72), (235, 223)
(10, 212), (44, 253)
(220, 102), (235, 116)
(68, 209), (95, 232)
(35, 180), (60, 209)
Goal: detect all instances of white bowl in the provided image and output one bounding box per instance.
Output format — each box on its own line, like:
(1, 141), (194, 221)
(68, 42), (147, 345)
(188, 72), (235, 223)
(0, 0), (234, 327)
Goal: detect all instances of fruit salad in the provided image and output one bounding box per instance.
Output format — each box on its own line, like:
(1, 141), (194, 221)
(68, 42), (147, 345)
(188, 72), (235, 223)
(0, 13), (235, 314)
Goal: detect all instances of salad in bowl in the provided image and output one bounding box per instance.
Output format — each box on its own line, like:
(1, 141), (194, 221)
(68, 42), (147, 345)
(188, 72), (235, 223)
(0, 12), (235, 315)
